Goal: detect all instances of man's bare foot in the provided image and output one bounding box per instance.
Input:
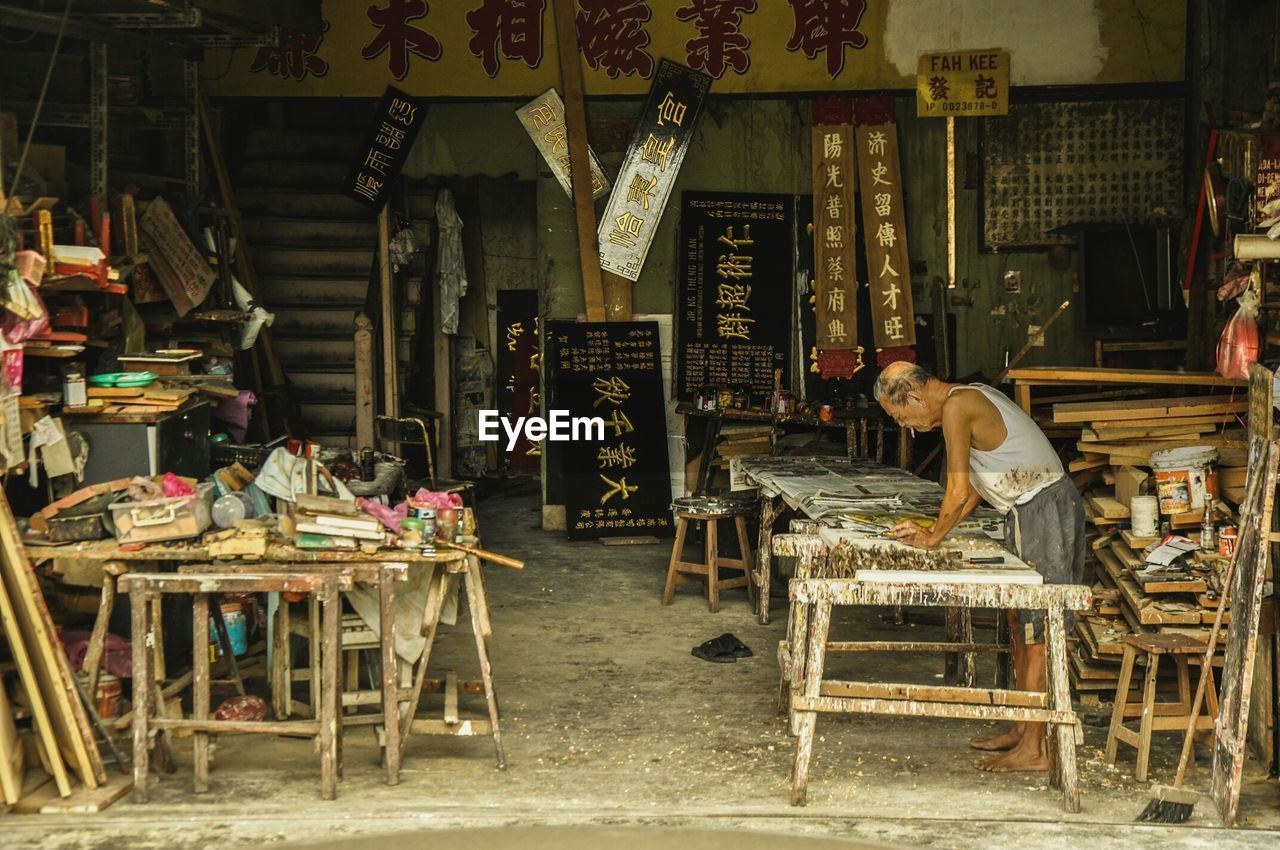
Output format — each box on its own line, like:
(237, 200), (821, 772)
(969, 727), (1021, 751)
(973, 742), (1050, 773)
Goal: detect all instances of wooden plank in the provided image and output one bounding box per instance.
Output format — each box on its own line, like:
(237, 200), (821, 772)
(443, 669), (459, 725)
(38, 772), (132, 814)
(1009, 366), (1246, 387)
(1083, 428), (1204, 442)
(0, 492), (99, 792)
(0, 675), (24, 804)
(820, 680), (1046, 708)
(1085, 490), (1130, 519)
(1090, 413), (1237, 430)
(1054, 395), (1248, 424)
(1068, 455), (1108, 472)
(551, 0), (606, 322)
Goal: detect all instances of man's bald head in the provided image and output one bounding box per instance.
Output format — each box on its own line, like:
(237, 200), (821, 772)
(874, 362), (932, 407)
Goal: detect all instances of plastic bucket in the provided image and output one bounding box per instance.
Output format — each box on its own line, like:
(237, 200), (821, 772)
(1150, 446), (1219, 515)
(1130, 495), (1159, 537)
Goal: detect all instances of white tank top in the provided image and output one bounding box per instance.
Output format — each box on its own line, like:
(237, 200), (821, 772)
(946, 384), (1064, 514)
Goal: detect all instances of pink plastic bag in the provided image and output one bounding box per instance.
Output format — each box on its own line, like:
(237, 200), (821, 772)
(1217, 292), (1260, 380)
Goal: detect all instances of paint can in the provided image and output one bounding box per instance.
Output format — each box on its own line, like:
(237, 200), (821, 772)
(1129, 495), (1159, 538)
(817, 403), (834, 422)
(1150, 446), (1219, 515)
(210, 603), (248, 657)
(1219, 525), (1238, 558)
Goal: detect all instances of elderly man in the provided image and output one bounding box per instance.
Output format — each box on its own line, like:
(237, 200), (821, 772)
(874, 361), (1084, 773)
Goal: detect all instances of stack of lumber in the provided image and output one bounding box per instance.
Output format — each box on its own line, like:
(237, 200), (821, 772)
(66, 384), (197, 416)
(713, 422), (774, 461)
(1050, 393), (1243, 695)
(0, 491), (115, 810)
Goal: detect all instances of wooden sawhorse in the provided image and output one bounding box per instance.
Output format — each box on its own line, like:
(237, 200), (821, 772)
(397, 552), (505, 769)
(122, 571), (346, 801)
(772, 533), (1090, 813)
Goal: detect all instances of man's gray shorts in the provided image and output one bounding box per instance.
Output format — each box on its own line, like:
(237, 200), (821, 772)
(1004, 475), (1085, 644)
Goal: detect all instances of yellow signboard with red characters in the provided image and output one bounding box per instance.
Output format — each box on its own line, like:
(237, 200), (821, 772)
(202, 1), (1184, 98)
(916, 49), (1010, 117)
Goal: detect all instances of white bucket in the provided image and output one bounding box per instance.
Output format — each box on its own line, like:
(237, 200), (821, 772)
(1149, 445), (1218, 515)
(1130, 495), (1159, 537)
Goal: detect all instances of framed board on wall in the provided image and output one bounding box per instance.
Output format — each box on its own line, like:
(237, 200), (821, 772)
(675, 191), (795, 402)
(979, 98), (1183, 250)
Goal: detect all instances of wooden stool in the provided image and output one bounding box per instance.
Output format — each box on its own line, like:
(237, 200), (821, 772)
(1105, 633), (1219, 782)
(663, 497), (757, 613)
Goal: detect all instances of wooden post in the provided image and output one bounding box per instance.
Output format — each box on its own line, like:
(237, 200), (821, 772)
(192, 593), (210, 793)
(319, 580), (339, 800)
(551, 0), (608, 321)
(130, 585), (150, 802)
(82, 569), (117, 701)
(378, 568), (400, 785)
(1045, 603), (1080, 812)
(945, 116), (956, 289)
(354, 312), (375, 450)
(791, 598), (832, 806)
(378, 207), (399, 418)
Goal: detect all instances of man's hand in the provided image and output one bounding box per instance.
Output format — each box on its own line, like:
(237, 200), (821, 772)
(888, 520), (937, 549)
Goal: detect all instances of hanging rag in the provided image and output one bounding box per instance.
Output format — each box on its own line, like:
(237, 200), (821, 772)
(434, 188), (467, 335)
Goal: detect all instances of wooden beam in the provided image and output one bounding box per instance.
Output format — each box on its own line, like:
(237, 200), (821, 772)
(551, 0), (606, 321)
(377, 207), (399, 417)
(354, 312), (375, 450)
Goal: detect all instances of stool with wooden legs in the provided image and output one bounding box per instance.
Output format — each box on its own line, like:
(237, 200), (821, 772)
(1105, 633), (1220, 782)
(663, 497), (757, 613)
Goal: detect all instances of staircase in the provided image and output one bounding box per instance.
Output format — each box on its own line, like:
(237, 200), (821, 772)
(233, 107), (432, 450)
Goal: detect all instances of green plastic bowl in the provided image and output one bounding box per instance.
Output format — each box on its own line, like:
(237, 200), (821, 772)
(88, 371), (158, 388)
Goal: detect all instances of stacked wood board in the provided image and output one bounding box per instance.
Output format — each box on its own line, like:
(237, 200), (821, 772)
(0, 491), (108, 807)
(1048, 393), (1242, 694)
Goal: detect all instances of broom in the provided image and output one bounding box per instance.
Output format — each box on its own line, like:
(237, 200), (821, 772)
(1135, 533), (1236, 823)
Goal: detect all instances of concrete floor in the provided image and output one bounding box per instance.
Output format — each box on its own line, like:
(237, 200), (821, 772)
(7, 485), (1280, 849)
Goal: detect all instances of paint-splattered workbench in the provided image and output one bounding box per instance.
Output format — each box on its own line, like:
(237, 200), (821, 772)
(739, 457), (1090, 811)
(774, 530), (1089, 813)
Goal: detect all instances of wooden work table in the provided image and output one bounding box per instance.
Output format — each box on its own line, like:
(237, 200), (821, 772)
(26, 538), (467, 565)
(773, 531), (1090, 813)
(27, 536), (472, 797)
(679, 403), (911, 495)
